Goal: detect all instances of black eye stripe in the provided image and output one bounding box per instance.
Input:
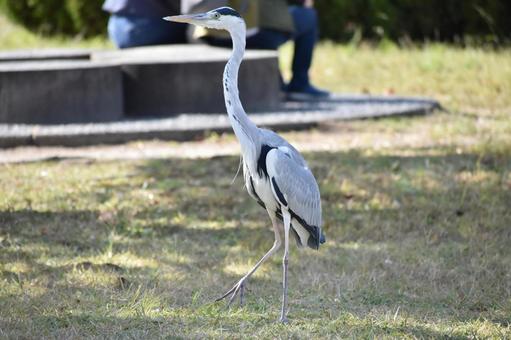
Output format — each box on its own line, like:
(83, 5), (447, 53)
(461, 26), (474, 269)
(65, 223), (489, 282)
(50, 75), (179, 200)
(215, 7), (241, 18)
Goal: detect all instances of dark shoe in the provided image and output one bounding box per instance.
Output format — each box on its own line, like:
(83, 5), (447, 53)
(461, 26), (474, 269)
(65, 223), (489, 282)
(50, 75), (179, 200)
(285, 84), (330, 101)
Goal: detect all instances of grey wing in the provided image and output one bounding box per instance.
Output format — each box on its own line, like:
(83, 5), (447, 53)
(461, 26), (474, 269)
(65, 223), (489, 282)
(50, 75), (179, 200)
(266, 148), (323, 249)
(260, 129), (307, 167)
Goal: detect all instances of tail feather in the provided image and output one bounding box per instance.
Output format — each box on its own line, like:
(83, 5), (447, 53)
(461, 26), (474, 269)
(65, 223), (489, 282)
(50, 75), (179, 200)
(276, 208), (325, 250)
(306, 225), (325, 250)
(320, 231), (326, 244)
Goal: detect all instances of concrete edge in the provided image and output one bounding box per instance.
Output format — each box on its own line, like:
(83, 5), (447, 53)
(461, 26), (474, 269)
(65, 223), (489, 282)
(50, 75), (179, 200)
(0, 100), (438, 148)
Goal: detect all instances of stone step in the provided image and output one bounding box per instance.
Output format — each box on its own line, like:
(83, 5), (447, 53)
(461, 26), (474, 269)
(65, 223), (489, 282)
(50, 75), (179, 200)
(0, 60), (123, 125)
(0, 45), (281, 124)
(91, 45), (281, 116)
(0, 94), (440, 148)
(0, 49), (93, 62)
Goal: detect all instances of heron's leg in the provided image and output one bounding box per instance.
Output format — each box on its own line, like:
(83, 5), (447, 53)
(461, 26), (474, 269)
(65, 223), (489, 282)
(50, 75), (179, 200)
(280, 209), (291, 323)
(216, 213), (282, 306)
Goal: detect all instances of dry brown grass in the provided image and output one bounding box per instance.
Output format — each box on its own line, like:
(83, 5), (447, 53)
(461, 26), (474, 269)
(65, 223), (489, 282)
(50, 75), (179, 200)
(1, 42), (510, 338)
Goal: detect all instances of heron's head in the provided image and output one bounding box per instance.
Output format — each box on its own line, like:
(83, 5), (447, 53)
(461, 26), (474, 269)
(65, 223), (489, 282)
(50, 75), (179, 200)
(164, 7), (244, 31)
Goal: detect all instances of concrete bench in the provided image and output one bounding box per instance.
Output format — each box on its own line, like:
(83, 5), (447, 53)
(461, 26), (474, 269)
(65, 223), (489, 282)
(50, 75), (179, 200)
(0, 61), (123, 125)
(0, 49), (92, 62)
(92, 45), (280, 116)
(0, 45), (280, 125)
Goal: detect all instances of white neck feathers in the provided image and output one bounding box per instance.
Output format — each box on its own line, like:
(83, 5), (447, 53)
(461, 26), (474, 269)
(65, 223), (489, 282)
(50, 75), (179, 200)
(224, 23), (259, 173)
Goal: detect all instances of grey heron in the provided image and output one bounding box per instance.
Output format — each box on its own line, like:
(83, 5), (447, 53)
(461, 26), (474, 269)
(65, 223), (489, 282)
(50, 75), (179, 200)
(165, 7), (325, 323)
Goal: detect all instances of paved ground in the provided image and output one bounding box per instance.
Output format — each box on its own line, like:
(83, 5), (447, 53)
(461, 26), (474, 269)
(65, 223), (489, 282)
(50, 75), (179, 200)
(0, 113), (454, 164)
(0, 94), (439, 149)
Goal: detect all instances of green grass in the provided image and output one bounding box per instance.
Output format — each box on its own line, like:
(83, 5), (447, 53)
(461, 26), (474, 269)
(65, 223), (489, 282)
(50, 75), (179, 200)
(0, 12), (111, 50)
(1, 16), (511, 338)
(1, 144), (510, 338)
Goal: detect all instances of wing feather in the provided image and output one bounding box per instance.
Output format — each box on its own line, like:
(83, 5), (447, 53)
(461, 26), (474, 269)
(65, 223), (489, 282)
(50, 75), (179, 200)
(266, 148), (323, 248)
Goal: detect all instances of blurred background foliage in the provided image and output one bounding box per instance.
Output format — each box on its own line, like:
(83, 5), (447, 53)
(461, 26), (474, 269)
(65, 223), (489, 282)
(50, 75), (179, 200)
(0, 0), (107, 37)
(315, 0), (511, 45)
(0, 0), (509, 43)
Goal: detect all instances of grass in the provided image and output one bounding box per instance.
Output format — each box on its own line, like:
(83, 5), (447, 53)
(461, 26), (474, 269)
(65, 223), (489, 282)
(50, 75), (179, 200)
(0, 12), (111, 50)
(2, 141), (510, 338)
(1, 16), (511, 339)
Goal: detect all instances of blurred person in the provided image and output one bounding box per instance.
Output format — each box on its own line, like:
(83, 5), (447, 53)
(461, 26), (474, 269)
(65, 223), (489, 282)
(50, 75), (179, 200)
(104, 0), (329, 100)
(188, 0), (330, 100)
(103, 0), (186, 48)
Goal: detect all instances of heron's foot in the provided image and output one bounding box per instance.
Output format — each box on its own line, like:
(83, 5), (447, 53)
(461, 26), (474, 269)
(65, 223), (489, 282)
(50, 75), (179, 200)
(279, 316), (289, 324)
(215, 277), (248, 307)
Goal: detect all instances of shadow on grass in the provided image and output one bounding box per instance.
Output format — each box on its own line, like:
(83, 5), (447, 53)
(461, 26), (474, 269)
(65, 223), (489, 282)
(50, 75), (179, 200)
(0, 148), (510, 337)
(2, 311), (462, 339)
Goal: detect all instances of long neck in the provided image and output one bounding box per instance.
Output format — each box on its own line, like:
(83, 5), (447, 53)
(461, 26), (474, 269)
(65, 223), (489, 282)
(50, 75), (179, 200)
(224, 24), (259, 173)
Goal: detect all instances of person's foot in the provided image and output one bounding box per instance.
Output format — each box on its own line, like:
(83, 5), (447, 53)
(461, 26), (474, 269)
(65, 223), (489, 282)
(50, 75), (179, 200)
(285, 84), (330, 101)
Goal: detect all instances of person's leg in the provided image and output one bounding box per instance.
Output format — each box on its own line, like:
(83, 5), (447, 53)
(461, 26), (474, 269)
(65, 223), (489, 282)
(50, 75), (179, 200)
(108, 15), (187, 49)
(161, 20), (188, 44)
(204, 29), (289, 50)
(245, 30), (289, 50)
(108, 15), (132, 48)
(204, 29), (290, 89)
(246, 30), (290, 89)
(286, 6), (329, 98)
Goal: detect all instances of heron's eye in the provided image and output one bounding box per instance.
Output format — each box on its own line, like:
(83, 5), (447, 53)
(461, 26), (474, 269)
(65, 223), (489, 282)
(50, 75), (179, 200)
(213, 12), (221, 19)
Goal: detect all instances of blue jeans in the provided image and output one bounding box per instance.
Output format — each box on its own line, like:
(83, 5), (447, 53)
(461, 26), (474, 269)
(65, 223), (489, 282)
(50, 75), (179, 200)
(206, 6), (319, 91)
(108, 15), (187, 48)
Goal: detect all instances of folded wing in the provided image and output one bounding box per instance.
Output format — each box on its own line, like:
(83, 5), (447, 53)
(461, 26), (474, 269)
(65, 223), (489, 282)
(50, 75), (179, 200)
(266, 148), (323, 249)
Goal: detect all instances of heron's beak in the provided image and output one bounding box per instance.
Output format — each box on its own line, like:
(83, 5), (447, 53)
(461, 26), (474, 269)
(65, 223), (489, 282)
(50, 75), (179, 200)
(163, 13), (209, 24)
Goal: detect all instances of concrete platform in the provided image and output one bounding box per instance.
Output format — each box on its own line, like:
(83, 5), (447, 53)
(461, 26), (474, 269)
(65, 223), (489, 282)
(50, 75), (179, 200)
(92, 45), (281, 115)
(0, 61), (123, 125)
(0, 48), (93, 62)
(0, 95), (439, 148)
(0, 46), (280, 123)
